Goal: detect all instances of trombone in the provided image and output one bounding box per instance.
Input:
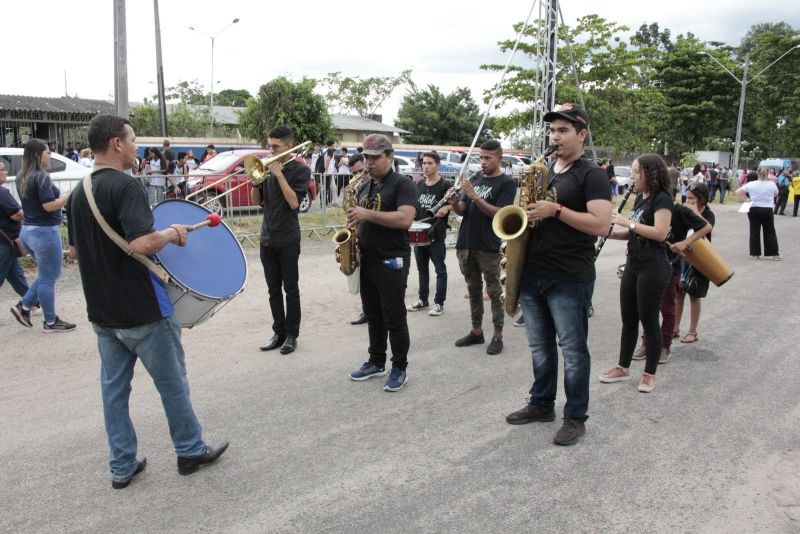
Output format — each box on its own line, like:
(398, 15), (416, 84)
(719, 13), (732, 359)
(189, 141), (311, 208)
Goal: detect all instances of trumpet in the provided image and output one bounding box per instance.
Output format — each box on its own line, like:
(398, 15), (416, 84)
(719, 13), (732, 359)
(196, 142), (312, 208)
(243, 140), (312, 186)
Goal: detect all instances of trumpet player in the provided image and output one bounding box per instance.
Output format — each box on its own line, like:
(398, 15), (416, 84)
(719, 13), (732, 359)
(504, 104), (611, 446)
(347, 134), (417, 392)
(252, 126), (310, 355)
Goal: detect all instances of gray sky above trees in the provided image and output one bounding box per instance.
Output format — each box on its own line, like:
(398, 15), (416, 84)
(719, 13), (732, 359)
(5, 0), (798, 124)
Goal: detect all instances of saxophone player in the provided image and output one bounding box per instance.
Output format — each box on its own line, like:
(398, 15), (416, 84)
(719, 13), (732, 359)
(347, 134), (417, 392)
(252, 126), (310, 355)
(504, 104), (611, 446)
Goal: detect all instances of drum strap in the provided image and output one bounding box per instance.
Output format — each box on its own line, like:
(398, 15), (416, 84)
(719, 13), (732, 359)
(82, 172), (171, 284)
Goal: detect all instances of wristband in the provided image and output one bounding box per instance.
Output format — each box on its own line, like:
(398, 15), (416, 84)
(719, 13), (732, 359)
(170, 225), (183, 245)
(554, 204), (563, 219)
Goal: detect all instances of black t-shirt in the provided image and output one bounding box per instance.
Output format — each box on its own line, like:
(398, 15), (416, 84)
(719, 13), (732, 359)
(525, 158), (611, 282)
(455, 172), (516, 252)
(66, 168), (173, 328)
(700, 206), (715, 239)
(415, 176), (452, 241)
(18, 170), (62, 226)
(259, 160), (310, 247)
(667, 203), (710, 274)
(626, 190), (674, 253)
(0, 187), (22, 242)
(356, 170), (418, 262)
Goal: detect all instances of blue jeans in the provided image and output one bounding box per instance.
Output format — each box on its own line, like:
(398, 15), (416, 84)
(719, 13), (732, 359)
(19, 225), (62, 323)
(413, 238), (447, 305)
(0, 243), (29, 298)
(519, 273), (594, 420)
(93, 314), (206, 482)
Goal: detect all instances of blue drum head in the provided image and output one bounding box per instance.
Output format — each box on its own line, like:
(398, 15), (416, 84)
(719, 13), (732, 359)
(152, 200), (247, 298)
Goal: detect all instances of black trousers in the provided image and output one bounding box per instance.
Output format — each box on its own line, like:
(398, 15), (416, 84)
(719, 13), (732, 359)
(747, 207), (779, 257)
(360, 260), (410, 370)
(618, 249), (671, 375)
(260, 242), (301, 338)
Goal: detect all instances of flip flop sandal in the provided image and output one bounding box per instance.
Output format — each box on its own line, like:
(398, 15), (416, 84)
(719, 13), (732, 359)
(681, 332), (698, 343)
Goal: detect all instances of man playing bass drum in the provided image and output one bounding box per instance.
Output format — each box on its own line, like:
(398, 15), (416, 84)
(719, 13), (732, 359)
(407, 152), (452, 317)
(504, 104), (612, 446)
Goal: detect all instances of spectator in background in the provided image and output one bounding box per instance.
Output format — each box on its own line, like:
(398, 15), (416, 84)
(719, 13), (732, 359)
(607, 159), (618, 197)
(0, 161), (31, 325)
(707, 164), (718, 200)
(715, 165), (729, 203)
(774, 169), (791, 215)
(793, 171), (800, 217)
(736, 168), (779, 260)
(10, 139), (75, 332)
(186, 150), (199, 171)
(162, 139), (174, 163)
(64, 142), (79, 162)
(147, 148), (168, 204)
(667, 161), (681, 200)
(168, 152), (189, 198)
(768, 168), (777, 182)
(78, 148), (94, 168)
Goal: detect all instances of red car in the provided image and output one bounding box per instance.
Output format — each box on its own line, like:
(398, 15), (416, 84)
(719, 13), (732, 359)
(188, 149), (317, 213)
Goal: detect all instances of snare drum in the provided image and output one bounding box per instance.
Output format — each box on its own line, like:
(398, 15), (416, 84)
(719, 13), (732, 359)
(408, 221), (432, 246)
(152, 199), (247, 328)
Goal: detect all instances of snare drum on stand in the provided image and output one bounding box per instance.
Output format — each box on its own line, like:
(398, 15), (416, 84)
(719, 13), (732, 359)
(152, 199), (247, 328)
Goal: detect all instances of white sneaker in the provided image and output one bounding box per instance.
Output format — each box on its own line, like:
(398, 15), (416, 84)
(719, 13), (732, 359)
(406, 300), (428, 312)
(429, 303), (444, 316)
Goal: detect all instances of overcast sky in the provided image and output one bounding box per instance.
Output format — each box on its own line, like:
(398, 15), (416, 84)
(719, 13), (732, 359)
(4, 0), (799, 125)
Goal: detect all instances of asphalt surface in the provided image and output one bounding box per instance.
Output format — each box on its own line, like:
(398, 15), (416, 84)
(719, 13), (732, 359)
(2, 200), (799, 533)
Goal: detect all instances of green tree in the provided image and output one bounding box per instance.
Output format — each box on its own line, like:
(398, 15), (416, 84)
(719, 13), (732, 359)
(129, 104), (160, 136)
(321, 70), (412, 118)
(395, 84), (488, 145)
(214, 89), (252, 107)
(168, 102), (211, 136)
(239, 77), (334, 146)
(652, 35), (739, 155)
(161, 80), (207, 104)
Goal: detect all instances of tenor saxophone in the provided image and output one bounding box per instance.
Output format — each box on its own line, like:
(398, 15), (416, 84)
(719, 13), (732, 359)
(492, 145), (557, 316)
(333, 170), (367, 275)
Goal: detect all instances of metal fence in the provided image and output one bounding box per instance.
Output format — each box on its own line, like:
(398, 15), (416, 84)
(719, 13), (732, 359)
(6, 172), (465, 247)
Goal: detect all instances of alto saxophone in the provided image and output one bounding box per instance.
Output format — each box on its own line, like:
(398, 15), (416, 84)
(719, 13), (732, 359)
(333, 170), (367, 275)
(492, 145), (557, 316)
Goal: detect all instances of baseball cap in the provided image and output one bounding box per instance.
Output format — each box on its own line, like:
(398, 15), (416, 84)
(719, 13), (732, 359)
(362, 134), (393, 155)
(543, 103), (589, 127)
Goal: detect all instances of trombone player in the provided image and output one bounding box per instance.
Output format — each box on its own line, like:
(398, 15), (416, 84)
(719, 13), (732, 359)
(252, 126), (310, 355)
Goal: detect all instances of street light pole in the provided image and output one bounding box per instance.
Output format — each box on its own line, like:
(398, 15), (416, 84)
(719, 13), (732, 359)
(703, 44), (800, 170)
(732, 55), (749, 171)
(190, 18), (239, 138)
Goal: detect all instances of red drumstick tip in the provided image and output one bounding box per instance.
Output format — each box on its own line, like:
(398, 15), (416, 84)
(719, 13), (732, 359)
(206, 213), (222, 227)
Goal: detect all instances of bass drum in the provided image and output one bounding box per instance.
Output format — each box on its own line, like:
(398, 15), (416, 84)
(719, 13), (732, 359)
(152, 199), (247, 328)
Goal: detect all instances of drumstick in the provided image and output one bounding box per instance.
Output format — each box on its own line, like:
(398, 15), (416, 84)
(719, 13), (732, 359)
(188, 213), (222, 232)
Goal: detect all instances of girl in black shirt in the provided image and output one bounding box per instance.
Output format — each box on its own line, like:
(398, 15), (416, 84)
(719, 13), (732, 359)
(599, 154), (674, 393)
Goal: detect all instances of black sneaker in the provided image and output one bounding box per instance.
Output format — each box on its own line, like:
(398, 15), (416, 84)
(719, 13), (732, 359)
(10, 302), (32, 328)
(42, 316), (76, 333)
(486, 336), (503, 355)
(553, 417), (586, 446)
(505, 403), (556, 425)
(454, 331), (485, 347)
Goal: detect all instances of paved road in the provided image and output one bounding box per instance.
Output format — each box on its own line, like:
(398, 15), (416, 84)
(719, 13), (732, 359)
(2, 201), (799, 533)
